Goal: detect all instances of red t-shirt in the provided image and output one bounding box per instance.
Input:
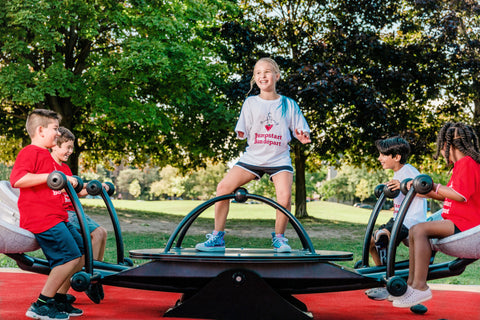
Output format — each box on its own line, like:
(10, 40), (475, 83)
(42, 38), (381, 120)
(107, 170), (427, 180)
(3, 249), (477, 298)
(10, 145), (67, 233)
(53, 162), (75, 212)
(441, 156), (480, 231)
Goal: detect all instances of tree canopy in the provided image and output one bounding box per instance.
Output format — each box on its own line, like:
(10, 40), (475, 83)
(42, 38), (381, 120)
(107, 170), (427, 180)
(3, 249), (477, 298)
(0, 0), (237, 173)
(1, 0), (479, 216)
(215, 0), (480, 216)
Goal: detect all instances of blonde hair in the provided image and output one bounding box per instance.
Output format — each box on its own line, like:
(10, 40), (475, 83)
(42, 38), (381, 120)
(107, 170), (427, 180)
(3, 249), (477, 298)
(247, 57), (281, 96)
(26, 109), (61, 138)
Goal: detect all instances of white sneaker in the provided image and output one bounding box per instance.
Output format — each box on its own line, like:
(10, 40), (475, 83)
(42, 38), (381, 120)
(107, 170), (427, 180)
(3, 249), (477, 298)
(393, 287), (432, 308)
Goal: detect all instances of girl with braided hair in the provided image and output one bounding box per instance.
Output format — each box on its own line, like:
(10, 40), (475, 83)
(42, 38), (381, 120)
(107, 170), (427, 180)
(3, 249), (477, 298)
(392, 122), (480, 308)
(434, 122), (480, 164)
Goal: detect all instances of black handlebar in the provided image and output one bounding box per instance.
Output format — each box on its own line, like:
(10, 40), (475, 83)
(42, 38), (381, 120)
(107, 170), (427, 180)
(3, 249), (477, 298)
(164, 188), (317, 254)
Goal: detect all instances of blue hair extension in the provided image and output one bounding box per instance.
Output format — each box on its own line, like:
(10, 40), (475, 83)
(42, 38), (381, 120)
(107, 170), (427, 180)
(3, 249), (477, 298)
(278, 96), (288, 118)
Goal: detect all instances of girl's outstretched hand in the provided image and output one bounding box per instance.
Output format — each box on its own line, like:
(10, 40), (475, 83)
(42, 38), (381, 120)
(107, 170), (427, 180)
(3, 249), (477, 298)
(295, 129), (311, 144)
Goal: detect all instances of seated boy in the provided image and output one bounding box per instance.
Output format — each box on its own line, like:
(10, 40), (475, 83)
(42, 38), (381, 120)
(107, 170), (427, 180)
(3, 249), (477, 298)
(51, 127), (107, 262)
(366, 136), (427, 300)
(10, 109), (85, 319)
(50, 126), (108, 303)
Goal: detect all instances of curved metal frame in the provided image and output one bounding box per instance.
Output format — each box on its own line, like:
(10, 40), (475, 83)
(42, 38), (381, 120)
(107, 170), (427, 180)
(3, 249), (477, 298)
(359, 191), (387, 267)
(85, 180), (130, 266)
(386, 186), (417, 278)
(99, 184), (127, 265)
(49, 171), (95, 275)
(164, 190), (316, 254)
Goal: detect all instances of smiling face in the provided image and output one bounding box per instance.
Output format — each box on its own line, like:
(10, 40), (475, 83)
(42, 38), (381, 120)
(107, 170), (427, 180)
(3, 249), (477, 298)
(378, 152), (402, 170)
(253, 60), (280, 94)
(36, 120), (60, 149)
(51, 139), (74, 163)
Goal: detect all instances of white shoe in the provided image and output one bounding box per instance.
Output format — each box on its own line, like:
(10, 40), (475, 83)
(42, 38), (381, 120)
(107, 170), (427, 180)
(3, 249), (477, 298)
(393, 287), (432, 308)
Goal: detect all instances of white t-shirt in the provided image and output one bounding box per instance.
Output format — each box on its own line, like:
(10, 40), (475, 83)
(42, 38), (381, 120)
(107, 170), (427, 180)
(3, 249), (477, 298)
(393, 164), (427, 229)
(235, 95), (310, 167)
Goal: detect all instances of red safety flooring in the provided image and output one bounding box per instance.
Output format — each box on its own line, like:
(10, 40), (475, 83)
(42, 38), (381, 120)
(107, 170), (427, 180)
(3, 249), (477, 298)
(1, 270), (479, 319)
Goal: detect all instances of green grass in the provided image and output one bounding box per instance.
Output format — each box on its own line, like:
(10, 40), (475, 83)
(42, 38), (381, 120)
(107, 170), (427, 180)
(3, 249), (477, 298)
(1, 199), (479, 286)
(81, 198), (394, 224)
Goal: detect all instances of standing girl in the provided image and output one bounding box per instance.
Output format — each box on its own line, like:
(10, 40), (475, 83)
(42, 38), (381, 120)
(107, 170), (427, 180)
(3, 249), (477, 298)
(393, 122), (480, 308)
(196, 57), (311, 252)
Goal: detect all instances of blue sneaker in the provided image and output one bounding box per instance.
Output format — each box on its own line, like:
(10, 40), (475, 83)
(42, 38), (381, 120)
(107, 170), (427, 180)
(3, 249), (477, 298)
(272, 233), (291, 253)
(26, 298), (70, 320)
(195, 231), (225, 252)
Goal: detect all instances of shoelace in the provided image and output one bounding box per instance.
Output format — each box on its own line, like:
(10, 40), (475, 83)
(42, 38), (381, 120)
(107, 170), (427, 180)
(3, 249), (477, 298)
(204, 233), (221, 245)
(272, 236), (289, 247)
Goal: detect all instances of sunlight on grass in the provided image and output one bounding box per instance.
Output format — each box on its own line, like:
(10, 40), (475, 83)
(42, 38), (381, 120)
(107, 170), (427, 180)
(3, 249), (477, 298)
(81, 199), (393, 225)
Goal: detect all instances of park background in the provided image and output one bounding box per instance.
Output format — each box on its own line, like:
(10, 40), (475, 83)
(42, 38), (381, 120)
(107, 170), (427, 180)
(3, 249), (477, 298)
(1, 0), (480, 283)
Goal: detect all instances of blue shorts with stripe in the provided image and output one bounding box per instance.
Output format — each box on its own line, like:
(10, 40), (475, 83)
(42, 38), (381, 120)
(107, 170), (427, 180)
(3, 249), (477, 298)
(35, 221), (84, 268)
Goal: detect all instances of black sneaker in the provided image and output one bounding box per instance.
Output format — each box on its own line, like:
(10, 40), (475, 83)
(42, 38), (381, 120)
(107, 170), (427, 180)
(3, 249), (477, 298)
(55, 300), (83, 317)
(85, 283), (104, 304)
(65, 294), (76, 305)
(26, 298), (70, 320)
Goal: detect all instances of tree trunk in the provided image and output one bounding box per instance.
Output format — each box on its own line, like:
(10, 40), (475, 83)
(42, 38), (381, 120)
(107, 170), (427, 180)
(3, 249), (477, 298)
(55, 100), (78, 174)
(473, 97), (480, 134)
(293, 144), (309, 218)
(68, 151), (80, 176)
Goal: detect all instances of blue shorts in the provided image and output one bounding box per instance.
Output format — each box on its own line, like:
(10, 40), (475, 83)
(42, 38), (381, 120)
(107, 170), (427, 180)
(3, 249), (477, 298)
(68, 210), (100, 234)
(35, 222), (84, 268)
(236, 162), (293, 181)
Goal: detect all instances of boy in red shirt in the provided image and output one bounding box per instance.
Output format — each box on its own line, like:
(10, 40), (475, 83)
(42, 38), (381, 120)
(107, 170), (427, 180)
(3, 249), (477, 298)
(51, 127), (107, 262)
(51, 126), (107, 303)
(10, 109), (84, 319)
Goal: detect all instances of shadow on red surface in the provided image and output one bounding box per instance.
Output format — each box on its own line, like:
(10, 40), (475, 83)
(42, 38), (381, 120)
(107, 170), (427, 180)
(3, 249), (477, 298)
(1, 270), (479, 320)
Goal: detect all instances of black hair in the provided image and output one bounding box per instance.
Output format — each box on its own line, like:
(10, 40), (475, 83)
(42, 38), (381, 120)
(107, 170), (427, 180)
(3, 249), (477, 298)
(375, 136), (411, 164)
(434, 122), (480, 165)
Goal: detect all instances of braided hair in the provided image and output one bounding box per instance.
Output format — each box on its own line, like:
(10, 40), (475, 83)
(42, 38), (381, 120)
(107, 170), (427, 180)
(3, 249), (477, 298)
(434, 122), (480, 165)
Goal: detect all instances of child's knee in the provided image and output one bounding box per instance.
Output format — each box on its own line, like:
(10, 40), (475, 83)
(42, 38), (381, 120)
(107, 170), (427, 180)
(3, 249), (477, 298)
(216, 180), (233, 195)
(99, 226), (107, 239)
(409, 224), (422, 238)
(369, 236), (376, 247)
(92, 226), (107, 240)
(276, 191), (291, 205)
(65, 256), (82, 267)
